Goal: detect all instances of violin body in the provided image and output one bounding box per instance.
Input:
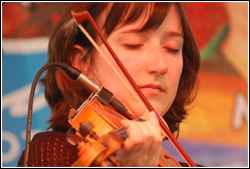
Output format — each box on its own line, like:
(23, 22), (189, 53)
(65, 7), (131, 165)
(67, 94), (181, 167)
(69, 96), (126, 136)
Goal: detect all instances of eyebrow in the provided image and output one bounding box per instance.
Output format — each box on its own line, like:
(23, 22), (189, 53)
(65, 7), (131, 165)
(120, 29), (183, 38)
(119, 28), (142, 34)
(166, 31), (183, 39)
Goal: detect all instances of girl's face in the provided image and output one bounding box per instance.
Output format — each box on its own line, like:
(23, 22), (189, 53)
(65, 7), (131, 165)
(89, 4), (183, 118)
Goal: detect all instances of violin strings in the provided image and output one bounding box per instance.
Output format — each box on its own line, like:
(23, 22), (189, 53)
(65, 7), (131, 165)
(111, 126), (127, 139)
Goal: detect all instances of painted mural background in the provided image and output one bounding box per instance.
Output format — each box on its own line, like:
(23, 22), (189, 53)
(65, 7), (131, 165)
(2, 2), (248, 167)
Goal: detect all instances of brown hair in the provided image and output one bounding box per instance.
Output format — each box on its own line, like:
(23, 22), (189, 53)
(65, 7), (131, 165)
(42, 2), (200, 135)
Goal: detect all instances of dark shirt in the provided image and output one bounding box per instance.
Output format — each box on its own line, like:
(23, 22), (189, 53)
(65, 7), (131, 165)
(18, 131), (78, 167)
(18, 131), (203, 167)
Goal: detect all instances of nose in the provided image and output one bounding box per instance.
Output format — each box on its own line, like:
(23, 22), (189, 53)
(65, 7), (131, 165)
(145, 48), (168, 76)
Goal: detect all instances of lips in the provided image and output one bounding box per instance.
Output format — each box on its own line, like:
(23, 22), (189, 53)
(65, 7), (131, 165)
(139, 84), (165, 95)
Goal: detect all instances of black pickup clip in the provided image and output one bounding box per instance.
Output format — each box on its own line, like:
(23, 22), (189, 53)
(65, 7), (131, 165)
(96, 87), (134, 120)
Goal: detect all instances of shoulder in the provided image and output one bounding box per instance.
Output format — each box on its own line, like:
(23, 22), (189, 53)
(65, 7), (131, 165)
(18, 131), (79, 167)
(31, 130), (69, 145)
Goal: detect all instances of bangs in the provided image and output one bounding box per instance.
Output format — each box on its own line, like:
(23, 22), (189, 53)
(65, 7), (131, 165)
(103, 2), (173, 35)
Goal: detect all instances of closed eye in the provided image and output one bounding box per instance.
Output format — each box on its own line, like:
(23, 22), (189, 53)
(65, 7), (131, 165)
(123, 44), (143, 50)
(164, 47), (181, 54)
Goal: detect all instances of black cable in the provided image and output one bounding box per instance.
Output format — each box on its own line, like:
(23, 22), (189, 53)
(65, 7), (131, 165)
(23, 62), (73, 167)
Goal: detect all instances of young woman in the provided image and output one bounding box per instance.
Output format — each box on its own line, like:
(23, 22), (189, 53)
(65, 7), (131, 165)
(18, 2), (200, 167)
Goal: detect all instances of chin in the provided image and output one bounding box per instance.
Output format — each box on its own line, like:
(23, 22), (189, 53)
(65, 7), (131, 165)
(148, 101), (169, 117)
(157, 105), (172, 117)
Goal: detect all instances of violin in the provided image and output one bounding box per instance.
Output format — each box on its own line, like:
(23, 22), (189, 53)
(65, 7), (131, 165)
(65, 10), (196, 167)
(67, 90), (181, 167)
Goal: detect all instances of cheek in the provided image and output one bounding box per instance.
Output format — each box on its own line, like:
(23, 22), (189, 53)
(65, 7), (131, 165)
(90, 47), (131, 95)
(90, 52), (113, 86)
(174, 64), (183, 86)
(106, 43), (143, 81)
(119, 57), (142, 78)
(171, 57), (183, 82)
(168, 58), (183, 97)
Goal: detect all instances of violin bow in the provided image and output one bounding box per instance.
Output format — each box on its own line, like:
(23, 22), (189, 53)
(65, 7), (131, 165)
(71, 10), (196, 167)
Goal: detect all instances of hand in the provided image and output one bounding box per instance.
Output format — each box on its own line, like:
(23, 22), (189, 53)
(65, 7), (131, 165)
(115, 111), (162, 167)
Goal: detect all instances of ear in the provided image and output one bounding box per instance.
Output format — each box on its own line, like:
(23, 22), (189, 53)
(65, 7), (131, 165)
(71, 44), (90, 75)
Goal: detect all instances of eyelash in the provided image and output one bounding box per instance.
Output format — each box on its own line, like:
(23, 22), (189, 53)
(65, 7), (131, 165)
(123, 44), (181, 54)
(123, 44), (143, 50)
(164, 47), (180, 54)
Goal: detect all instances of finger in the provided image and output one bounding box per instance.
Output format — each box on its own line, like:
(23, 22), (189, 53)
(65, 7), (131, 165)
(134, 121), (162, 166)
(122, 117), (161, 154)
(141, 113), (162, 157)
(142, 120), (162, 156)
(122, 120), (144, 153)
(120, 119), (130, 128)
(118, 119), (161, 166)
